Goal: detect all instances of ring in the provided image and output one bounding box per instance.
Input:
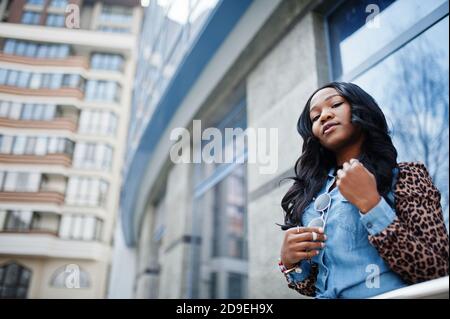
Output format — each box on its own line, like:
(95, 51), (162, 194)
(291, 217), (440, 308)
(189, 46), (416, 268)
(312, 232), (317, 241)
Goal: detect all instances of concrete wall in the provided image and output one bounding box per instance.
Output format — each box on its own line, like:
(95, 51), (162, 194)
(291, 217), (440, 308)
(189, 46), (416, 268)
(246, 11), (330, 298)
(157, 161), (193, 299)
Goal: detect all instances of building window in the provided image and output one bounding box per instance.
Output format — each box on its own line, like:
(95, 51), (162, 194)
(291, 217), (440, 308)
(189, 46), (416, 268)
(26, 0), (44, 5)
(65, 177), (109, 207)
(0, 262), (32, 299)
(0, 172), (41, 192)
(90, 53), (124, 71)
(327, 0), (449, 229)
(46, 14), (65, 27)
(190, 98), (248, 298)
(0, 68), (83, 90)
(0, 210), (59, 234)
(59, 215), (103, 241)
(99, 5), (133, 24)
(2, 210), (33, 231)
(85, 80), (121, 102)
(73, 142), (113, 171)
(78, 110), (117, 136)
(227, 272), (247, 299)
(21, 11), (41, 25)
(50, 264), (90, 288)
(0, 135), (74, 156)
(49, 0), (68, 8)
(0, 40), (72, 59)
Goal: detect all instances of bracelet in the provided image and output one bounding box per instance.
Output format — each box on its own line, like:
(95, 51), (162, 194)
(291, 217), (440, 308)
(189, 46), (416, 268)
(278, 259), (302, 275)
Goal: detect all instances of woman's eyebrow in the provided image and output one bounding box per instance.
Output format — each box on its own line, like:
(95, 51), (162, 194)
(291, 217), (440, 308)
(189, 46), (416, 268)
(310, 94), (341, 113)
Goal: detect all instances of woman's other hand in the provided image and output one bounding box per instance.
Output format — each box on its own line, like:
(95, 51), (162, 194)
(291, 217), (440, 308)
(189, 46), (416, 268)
(280, 226), (327, 269)
(336, 158), (381, 214)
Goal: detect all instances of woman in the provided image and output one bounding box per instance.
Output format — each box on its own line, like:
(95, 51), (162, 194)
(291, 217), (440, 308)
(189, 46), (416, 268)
(278, 82), (449, 298)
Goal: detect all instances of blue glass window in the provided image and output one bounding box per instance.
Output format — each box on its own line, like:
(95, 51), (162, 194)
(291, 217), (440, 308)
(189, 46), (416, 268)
(21, 11), (40, 25)
(328, 0), (449, 229)
(46, 14), (65, 27)
(328, 0), (447, 79)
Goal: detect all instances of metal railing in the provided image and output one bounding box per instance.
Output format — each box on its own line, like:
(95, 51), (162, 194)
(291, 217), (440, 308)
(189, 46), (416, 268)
(372, 276), (449, 299)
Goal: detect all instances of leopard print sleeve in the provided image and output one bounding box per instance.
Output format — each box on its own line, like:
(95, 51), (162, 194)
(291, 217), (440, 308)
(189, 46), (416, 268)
(368, 162), (449, 284)
(285, 263), (318, 297)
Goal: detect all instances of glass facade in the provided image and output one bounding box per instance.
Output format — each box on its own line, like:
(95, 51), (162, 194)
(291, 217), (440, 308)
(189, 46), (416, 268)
(191, 99), (248, 299)
(327, 0), (449, 229)
(125, 0), (219, 173)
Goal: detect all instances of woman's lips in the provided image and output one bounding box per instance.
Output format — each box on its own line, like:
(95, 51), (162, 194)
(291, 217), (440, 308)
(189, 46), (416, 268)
(323, 124), (339, 135)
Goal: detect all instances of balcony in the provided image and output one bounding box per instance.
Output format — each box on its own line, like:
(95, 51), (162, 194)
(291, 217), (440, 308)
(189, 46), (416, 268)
(0, 232), (110, 261)
(0, 116), (78, 132)
(0, 173), (66, 205)
(0, 52), (89, 69)
(0, 153), (72, 167)
(0, 191), (65, 205)
(0, 104), (79, 132)
(0, 85), (84, 99)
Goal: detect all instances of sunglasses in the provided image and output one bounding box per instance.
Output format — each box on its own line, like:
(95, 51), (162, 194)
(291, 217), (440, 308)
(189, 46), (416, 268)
(307, 192), (332, 230)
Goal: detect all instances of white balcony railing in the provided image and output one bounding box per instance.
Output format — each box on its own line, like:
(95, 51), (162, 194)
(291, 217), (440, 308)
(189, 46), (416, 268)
(372, 276), (449, 299)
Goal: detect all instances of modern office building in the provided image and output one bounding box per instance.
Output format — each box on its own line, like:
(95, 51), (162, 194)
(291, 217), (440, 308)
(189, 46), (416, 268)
(112, 0), (449, 299)
(0, 0), (142, 298)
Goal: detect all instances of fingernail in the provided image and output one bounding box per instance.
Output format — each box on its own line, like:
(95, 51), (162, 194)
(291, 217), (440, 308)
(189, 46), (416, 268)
(316, 251), (320, 255)
(321, 243), (325, 248)
(318, 227), (324, 233)
(324, 235), (327, 240)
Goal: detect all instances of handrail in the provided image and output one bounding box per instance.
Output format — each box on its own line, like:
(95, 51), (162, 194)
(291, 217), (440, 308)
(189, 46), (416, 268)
(371, 276), (449, 299)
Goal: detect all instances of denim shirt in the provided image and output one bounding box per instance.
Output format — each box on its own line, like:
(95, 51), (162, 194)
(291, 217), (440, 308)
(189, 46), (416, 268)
(287, 167), (408, 298)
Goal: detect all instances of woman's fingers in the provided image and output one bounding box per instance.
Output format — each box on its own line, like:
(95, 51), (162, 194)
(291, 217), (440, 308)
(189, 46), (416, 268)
(296, 250), (320, 260)
(289, 231), (327, 243)
(288, 226), (324, 235)
(294, 241), (325, 252)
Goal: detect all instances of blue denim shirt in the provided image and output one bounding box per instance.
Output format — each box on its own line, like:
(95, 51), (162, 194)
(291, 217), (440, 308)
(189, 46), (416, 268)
(287, 167), (408, 298)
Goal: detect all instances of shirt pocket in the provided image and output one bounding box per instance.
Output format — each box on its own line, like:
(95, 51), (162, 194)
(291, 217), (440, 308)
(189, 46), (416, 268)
(334, 198), (367, 243)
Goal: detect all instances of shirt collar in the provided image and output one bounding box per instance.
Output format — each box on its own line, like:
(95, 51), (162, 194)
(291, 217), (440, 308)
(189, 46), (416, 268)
(328, 167), (336, 178)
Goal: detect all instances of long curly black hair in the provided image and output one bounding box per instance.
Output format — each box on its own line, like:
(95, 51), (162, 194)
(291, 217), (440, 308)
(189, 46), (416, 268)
(280, 82), (398, 230)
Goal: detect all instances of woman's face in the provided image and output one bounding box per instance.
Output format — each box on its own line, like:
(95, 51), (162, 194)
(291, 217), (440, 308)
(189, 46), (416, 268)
(309, 87), (363, 152)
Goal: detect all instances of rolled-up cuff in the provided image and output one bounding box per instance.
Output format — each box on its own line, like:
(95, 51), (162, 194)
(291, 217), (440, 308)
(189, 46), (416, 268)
(286, 260), (312, 283)
(359, 197), (396, 235)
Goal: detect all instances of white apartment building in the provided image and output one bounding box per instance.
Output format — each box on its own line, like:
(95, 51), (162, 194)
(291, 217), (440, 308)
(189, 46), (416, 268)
(0, 0), (142, 298)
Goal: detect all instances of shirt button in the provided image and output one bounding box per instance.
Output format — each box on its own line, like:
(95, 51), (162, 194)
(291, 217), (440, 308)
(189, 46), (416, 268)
(367, 222), (373, 229)
(295, 267), (302, 274)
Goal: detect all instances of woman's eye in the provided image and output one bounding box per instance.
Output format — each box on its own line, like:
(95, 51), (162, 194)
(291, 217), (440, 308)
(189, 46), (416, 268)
(311, 102), (343, 121)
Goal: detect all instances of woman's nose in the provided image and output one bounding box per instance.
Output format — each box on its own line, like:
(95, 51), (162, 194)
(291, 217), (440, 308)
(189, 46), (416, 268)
(320, 110), (334, 123)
